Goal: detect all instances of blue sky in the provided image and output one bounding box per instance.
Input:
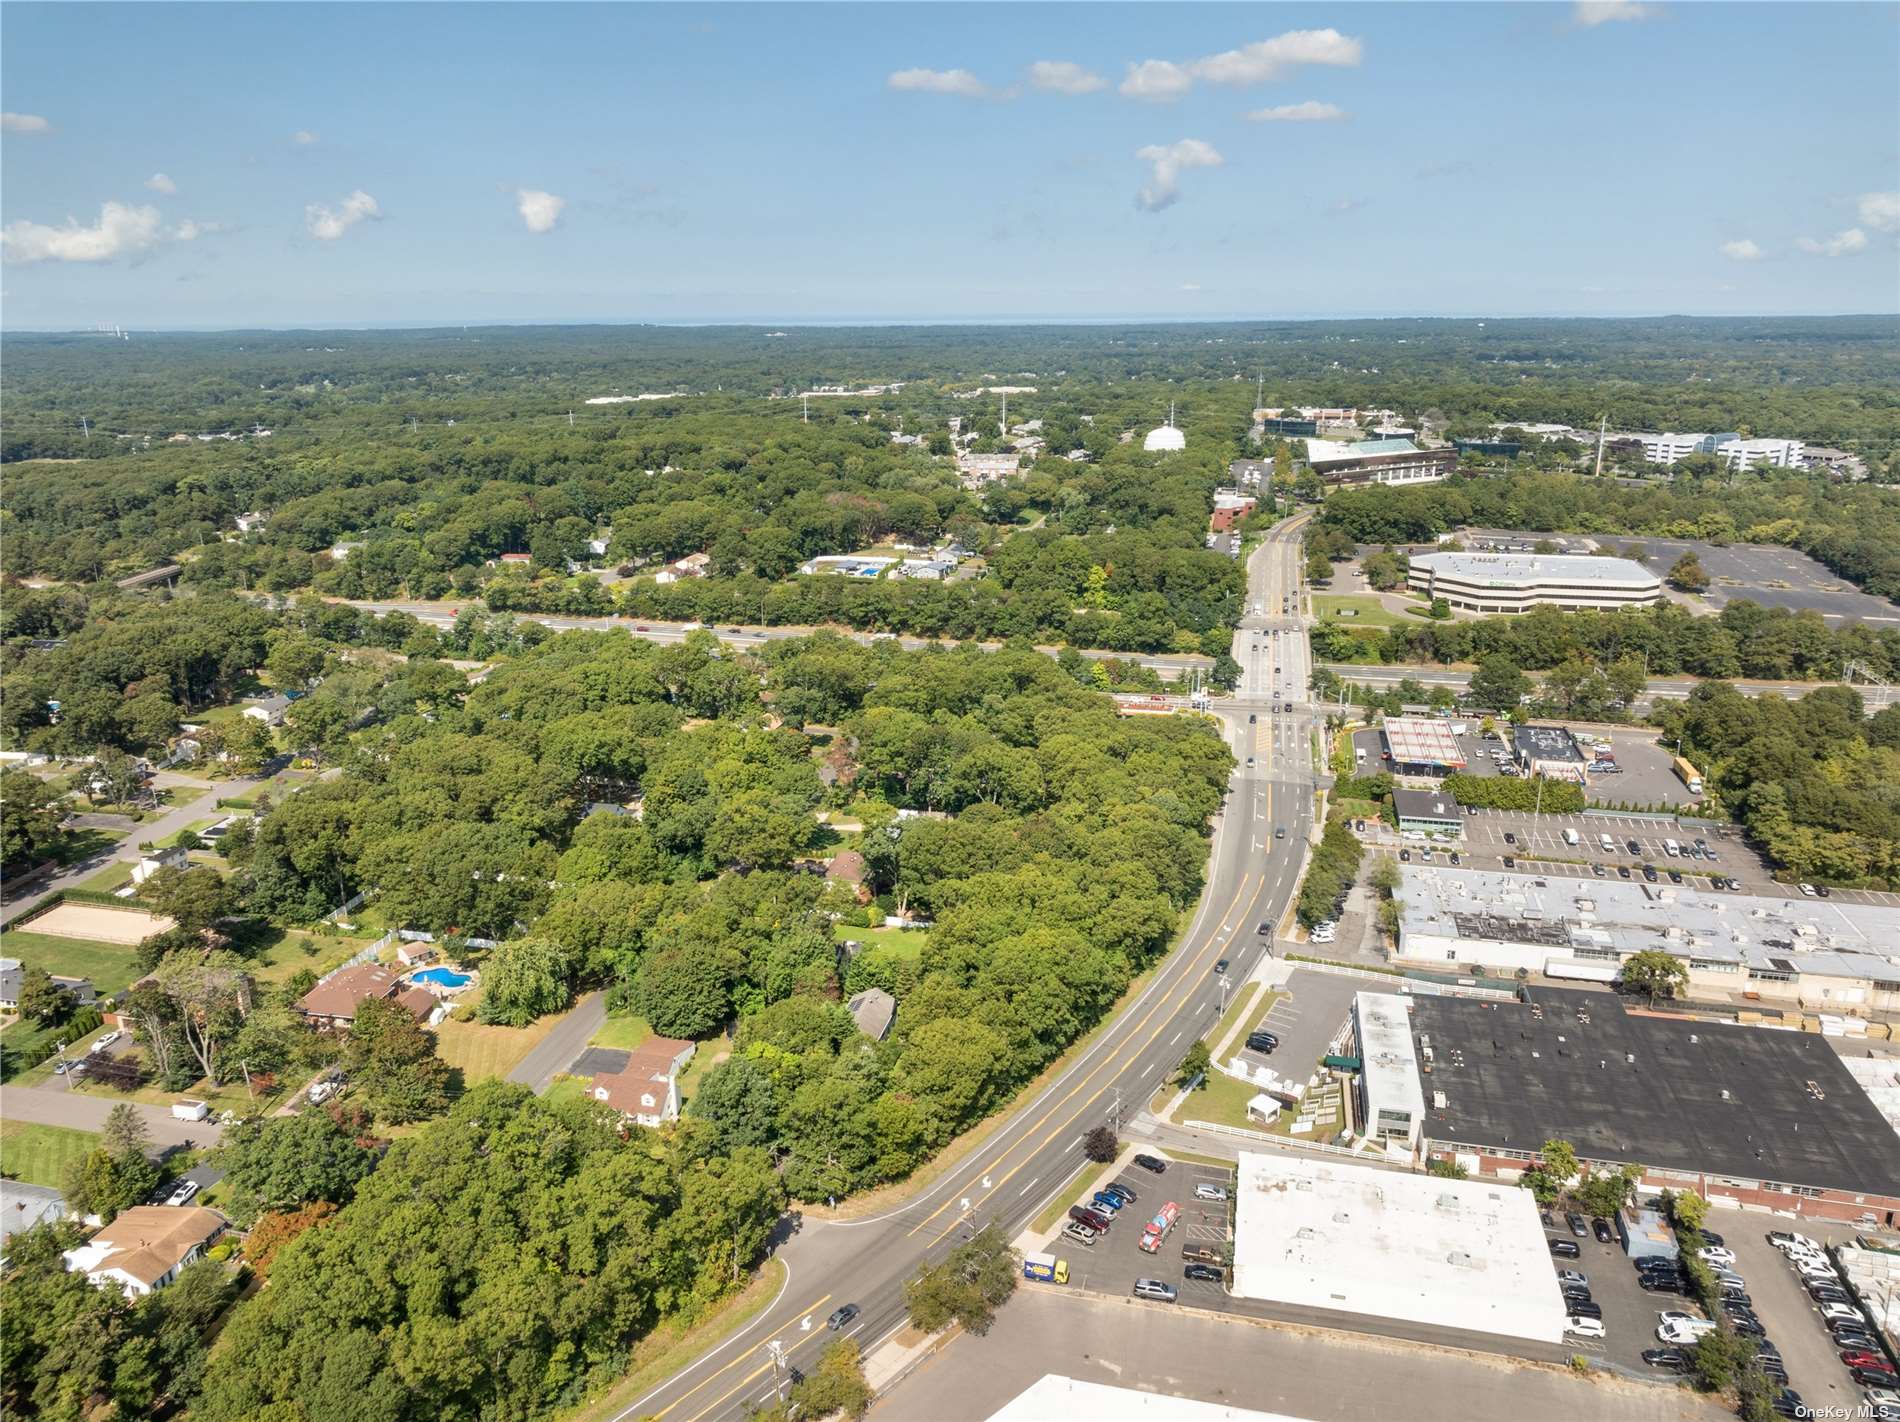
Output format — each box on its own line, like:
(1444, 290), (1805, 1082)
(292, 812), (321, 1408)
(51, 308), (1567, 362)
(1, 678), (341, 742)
(2, 2), (1896, 328)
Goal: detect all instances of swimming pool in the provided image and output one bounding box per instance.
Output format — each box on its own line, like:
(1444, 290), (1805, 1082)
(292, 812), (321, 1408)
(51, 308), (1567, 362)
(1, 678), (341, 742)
(411, 967), (472, 989)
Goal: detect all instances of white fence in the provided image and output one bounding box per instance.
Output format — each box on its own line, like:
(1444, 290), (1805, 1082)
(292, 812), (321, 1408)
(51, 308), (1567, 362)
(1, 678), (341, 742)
(316, 931), (394, 982)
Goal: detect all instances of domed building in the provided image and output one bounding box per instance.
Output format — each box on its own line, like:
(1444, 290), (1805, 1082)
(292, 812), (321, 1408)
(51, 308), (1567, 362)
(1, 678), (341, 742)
(1143, 402), (1186, 453)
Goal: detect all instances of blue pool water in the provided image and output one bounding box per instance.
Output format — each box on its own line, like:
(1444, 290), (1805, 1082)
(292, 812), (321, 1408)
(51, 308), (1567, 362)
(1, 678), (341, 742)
(412, 967), (472, 988)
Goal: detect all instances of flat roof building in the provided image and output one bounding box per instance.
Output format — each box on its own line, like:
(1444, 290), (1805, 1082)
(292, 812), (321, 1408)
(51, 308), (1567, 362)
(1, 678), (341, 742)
(1228, 1152), (1569, 1345)
(1380, 716), (1466, 772)
(1304, 437), (1457, 488)
(1716, 436), (1804, 470)
(1630, 432), (1739, 466)
(1354, 993), (1425, 1149)
(987, 1377), (1317, 1422)
(1412, 988), (1900, 1225)
(1511, 724), (1589, 782)
(1393, 864), (1900, 1014)
(1407, 552), (1662, 614)
(1392, 787), (1464, 838)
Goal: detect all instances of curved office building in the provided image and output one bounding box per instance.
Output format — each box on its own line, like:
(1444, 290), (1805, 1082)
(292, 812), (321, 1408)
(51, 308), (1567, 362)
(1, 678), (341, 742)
(1407, 552), (1662, 614)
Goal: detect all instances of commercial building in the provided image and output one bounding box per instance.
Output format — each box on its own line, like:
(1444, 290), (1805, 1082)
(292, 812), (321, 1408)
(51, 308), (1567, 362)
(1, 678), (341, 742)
(1411, 988), (1900, 1226)
(1715, 437), (1805, 471)
(1303, 437), (1458, 488)
(1392, 864), (1900, 1013)
(1380, 716), (1466, 773)
(1228, 1152), (1568, 1345)
(987, 1377), (1315, 1422)
(1451, 438), (1520, 458)
(1353, 993), (1425, 1148)
(1628, 432), (1739, 466)
(1392, 787), (1464, 838)
(1406, 552), (1662, 614)
(1210, 490), (1256, 531)
(1511, 724), (1589, 782)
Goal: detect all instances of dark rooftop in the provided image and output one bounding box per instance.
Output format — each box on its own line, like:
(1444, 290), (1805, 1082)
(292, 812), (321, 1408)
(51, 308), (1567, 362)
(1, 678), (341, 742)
(1393, 787), (1461, 822)
(1411, 987), (1900, 1199)
(1512, 725), (1584, 763)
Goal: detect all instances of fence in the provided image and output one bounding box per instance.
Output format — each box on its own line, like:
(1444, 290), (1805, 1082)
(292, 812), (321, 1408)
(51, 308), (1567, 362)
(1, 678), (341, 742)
(315, 931), (394, 982)
(6, 887), (146, 929)
(320, 891), (368, 925)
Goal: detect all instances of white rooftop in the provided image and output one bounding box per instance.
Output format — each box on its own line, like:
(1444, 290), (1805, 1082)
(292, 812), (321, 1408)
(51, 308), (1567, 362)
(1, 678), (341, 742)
(1356, 992), (1425, 1123)
(1411, 551), (1660, 589)
(1229, 1152), (1569, 1344)
(1396, 865), (1900, 981)
(988, 1376), (1318, 1422)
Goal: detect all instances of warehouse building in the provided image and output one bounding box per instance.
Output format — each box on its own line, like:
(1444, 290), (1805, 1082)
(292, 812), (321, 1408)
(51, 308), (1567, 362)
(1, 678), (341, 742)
(1512, 724), (1590, 783)
(1406, 552), (1663, 614)
(1392, 864), (1900, 1012)
(1302, 437), (1458, 488)
(1412, 988), (1900, 1226)
(1229, 1152), (1568, 1345)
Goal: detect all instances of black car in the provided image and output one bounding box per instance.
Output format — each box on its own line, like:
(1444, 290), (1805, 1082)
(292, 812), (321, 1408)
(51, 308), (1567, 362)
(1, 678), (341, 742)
(1183, 1263), (1224, 1282)
(1565, 1299), (1604, 1319)
(1257, 922), (1273, 935)
(1549, 1238), (1581, 1258)
(1502, 855), (1516, 869)
(1772, 1392), (1804, 1420)
(1721, 1299), (1756, 1318)
(1133, 1154), (1168, 1174)
(1730, 1316), (1766, 1337)
(1757, 1358), (1789, 1384)
(1591, 863), (1606, 878)
(1592, 1218), (1614, 1243)
(1102, 1182), (1137, 1206)
(1667, 870), (1684, 884)
(1851, 1368), (1900, 1389)
(1565, 1212), (1589, 1238)
(1618, 865), (1632, 879)
(1829, 1319), (1878, 1340)
(1399, 849), (1411, 862)
(1626, 838), (1642, 854)
(827, 1303), (861, 1330)
(1641, 1349), (1690, 1372)
(1832, 1331), (1880, 1352)
(1541, 1209), (1555, 1226)
(1719, 1290), (1752, 1307)
(1639, 1275), (1689, 1295)
(1700, 1231), (1726, 1247)
(1642, 866), (1660, 882)
(1504, 832), (1517, 845)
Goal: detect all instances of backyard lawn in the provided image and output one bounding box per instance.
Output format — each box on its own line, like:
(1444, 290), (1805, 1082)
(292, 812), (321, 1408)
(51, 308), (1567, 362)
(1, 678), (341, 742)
(152, 817), (221, 849)
(590, 1014), (652, 1049)
(1312, 593), (1403, 628)
(246, 929), (363, 986)
(435, 998), (563, 1084)
(849, 924), (930, 960)
(0, 929), (142, 994)
(0, 1119), (97, 1187)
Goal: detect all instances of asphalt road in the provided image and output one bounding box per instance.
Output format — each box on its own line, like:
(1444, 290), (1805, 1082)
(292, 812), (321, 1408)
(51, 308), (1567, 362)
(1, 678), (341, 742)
(1322, 663), (1899, 711)
(0, 1082), (224, 1152)
(507, 990), (605, 1092)
(614, 516), (1323, 1422)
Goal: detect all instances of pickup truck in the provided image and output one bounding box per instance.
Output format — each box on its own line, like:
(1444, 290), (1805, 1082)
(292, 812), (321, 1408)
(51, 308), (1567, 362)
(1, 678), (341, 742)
(1022, 1252), (1070, 1284)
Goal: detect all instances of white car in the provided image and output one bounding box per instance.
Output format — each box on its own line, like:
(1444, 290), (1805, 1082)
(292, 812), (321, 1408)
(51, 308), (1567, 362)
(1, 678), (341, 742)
(1798, 882), (1818, 896)
(1194, 1184), (1229, 1203)
(1697, 1245), (1737, 1266)
(1657, 1320), (1717, 1344)
(1821, 1302), (1862, 1322)
(1797, 1257), (1838, 1279)
(1656, 1310), (1700, 1326)
(1557, 1270), (1588, 1288)
(1771, 1232), (1820, 1253)
(165, 1180), (200, 1207)
(1865, 1389), (1900, 1409)
(1565, 1316), (1605, 1338)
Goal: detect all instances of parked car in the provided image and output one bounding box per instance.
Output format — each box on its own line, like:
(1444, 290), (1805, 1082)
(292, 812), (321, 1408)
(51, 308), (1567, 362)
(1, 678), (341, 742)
(1640, 1275), (1690, 1295)
(1641, 1348), (1690, 1372)
(1565, 1299), (1603, 1320)
(1132, 1279), (1178, 1303)
(1698, 1245), (1737, 1266)
(1194, 1184), (1228, 1203)
(1842, 1351), (1890, 1369)
(1549, 1239), (1581, 1258)
(1566, 1212), (1590, 1238)
(1821, 1302), (1864, 1323)
(1067, 1206), (1108, 1232)
(1091, 1191), (1124, 1214)
(1772, 1391), (1805, 1419)
(1768, 1230), (1820, 1252)
(1557, 1270), (1588, 1288)
(1183, 1263), (1224, 1282)
(164, 1180), (201, 1208)
(1102, 1182), (1137, 1206)
(1852, 1369), (1900, 1390)
(1565, 1316), (1606, 1338)
(1133, 1154), (1168, 1174)
(1592, 1218), (1614, 1243)
(1618, 866), (1632, 879)
(1060, 1222), (1097, 1247)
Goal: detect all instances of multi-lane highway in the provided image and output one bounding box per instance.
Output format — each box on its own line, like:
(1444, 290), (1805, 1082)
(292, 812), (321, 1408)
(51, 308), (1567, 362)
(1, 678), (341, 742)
(613, 518), (1321, 1422)
(1318, 662), (1899, 710)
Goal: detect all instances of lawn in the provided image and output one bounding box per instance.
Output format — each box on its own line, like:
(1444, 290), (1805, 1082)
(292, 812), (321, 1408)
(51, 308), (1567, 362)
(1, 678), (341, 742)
(9, 1017), (116, 1086)
(590, 1014), (651, 1049)
(76, 859), (136, 893)
(0, 928), (142, 994)
(47, 827), (127, 867)
(676, 1032), (730, 1112)
(1312, 593), (1403, 628)
(245, 928), (364, 986)
(0, 1119), (97, 1187)
(1204, 982), (1260, 1058)
(849, 924), (930, 961)
(1173, 1068), (1270, 1131)
(152, 817), (221, 849)
(434, 999), (563, 1084)
(66, 1059), (278, 1117)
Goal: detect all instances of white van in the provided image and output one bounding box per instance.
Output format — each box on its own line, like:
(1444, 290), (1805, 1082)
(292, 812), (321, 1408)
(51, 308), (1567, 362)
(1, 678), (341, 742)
(1663, 839), (1681, 857)
(1562, 829), (1581, 847)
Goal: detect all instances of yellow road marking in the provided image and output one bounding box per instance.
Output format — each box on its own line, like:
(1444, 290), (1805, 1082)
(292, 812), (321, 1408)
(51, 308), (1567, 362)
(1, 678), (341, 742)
(921, 869), (1275, 1247)
(905, 868), (1260, 1240)
(653, 1293), (832, 1422)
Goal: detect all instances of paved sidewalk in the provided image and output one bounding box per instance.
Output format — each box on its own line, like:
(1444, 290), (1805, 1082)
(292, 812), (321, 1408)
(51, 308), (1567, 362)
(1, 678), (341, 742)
(0, 1082), (225, 1153)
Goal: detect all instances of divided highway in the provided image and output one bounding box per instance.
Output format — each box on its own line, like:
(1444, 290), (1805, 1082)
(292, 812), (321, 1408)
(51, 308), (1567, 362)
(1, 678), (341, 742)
(615, 517), (1321, 1422)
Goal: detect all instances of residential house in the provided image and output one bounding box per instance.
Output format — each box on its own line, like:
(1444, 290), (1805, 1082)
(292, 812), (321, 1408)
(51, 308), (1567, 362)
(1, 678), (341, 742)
(131, 844), (190, 887)
(241, 693), (295, 726)
(847, 988), (896, 1042)
(0, 959), (96, 1012)
(587, 536), (611, 557)
(1, 1180), (66, 1247)
(826, 849), (871, 903)
(590, 1037), (696, 1127)
(654, 551), (712, 584)
(62, 1206), (225, 1296)
(295, 963), (436, 1030)
(329, 542), (365, 561)
(234, 511), (268, 534)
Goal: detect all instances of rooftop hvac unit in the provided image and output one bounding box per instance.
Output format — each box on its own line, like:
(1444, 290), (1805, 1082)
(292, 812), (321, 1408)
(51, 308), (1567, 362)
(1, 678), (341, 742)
(1433, 1091), (1448, 1109)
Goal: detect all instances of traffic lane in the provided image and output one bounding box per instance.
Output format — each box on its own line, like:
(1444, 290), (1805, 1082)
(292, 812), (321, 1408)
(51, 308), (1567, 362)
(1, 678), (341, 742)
(876, 1286), (1719, 1422)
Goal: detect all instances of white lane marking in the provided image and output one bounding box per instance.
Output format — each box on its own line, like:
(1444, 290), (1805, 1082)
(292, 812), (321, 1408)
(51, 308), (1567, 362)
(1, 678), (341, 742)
(1169, 1030), (1183, 1046)
(1018, 1176), (1041, 1196)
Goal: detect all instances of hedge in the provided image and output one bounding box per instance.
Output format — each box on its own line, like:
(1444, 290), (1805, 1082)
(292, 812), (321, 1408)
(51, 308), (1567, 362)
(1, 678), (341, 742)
(1443, 773), (1586, 814)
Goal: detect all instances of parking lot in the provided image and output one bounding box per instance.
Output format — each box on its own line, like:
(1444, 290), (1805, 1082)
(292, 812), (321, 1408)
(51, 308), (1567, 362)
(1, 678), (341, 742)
(1539, 1213), (1671, 1375)
(1230, 969), (1360, 1078)
(1051, 1156), (1238, 1309)
(1352, 724), (1699, 810)
(1596, 536), (1900, 626)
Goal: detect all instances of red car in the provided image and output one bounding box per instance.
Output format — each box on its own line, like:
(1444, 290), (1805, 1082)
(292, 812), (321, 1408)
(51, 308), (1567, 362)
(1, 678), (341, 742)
(1842, 1351), (1888, 1368)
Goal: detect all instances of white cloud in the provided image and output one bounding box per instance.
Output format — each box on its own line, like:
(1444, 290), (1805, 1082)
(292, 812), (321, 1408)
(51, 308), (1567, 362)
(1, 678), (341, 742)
(1796, 228), (1867, 258)
(304, 189), (381, 241)
(1179, 282), (1203, 292)
(2, 112), (52, 134)
(291, 129), (319, 145)
(1122, 29), (1362, 101)
(1134, 139), (1223, 213)
(1858, 191), (1900, 232)
(172, 219), (224, 242)
(515, 188), (566, 233)
(1573, 1), (1655, 25)
(887, 67), (991, 98)
(1029, 60), (1105, 95)
(1247, 100), (1348, 122)
(1, 201), (164, 264)
(1719, 238), (1763, 262)
(145, 172), (178, 195)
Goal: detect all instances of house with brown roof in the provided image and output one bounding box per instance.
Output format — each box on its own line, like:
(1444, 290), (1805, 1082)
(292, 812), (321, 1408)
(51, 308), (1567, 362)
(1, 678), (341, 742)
(590, 1037), (696, 1127)
(826, 849), (871, 903)
(62, 1205), (224, 1296)
(296, 963), (436, 1031)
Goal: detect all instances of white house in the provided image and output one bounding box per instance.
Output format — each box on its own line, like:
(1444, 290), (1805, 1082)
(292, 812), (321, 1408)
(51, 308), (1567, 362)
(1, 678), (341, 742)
(62, 1206), (224, 1297)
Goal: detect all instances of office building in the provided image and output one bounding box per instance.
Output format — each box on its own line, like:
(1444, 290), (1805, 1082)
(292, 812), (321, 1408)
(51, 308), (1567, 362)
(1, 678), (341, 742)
(1511, 724), (1589, 782)
(1715, 437), (1804, 470)
(1630, 432), (1739, 466)
(1392, 787), (1464, 837)
(1303, 437), (1458, 487)
(1353, 992), (1425, 1148)
(1406, 552), (1662, 614)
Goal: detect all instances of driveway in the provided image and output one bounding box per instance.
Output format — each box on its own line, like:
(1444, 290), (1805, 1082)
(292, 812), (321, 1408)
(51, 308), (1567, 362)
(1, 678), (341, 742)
(506, 990), (606, 1092)
(0, 1082), (224, 1153)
